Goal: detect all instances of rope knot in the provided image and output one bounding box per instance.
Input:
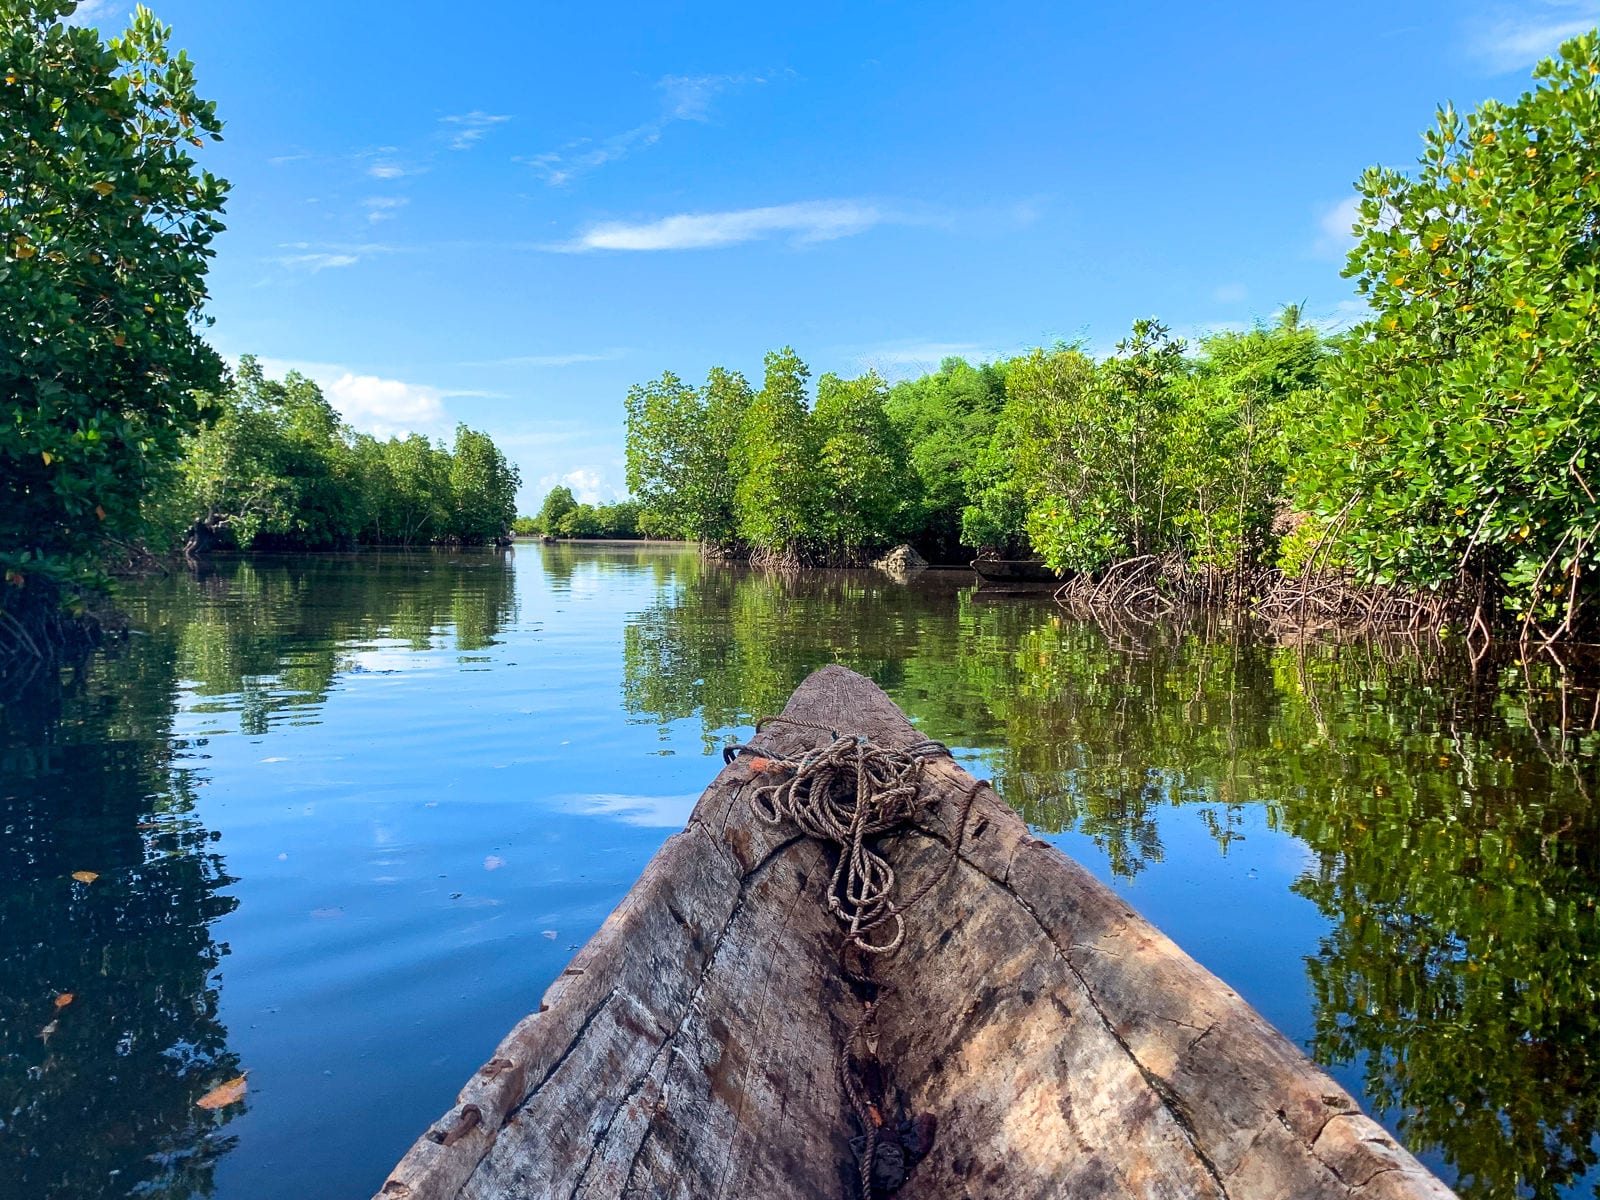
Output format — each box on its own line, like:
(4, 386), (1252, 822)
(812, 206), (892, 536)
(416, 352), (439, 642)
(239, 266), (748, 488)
(737, 717), (950, 956)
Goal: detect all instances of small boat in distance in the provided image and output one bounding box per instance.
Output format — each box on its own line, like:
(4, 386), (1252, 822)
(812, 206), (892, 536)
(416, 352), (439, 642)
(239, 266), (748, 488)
(970, 555), (1058, 584)
(374, 667), (1455, 1200)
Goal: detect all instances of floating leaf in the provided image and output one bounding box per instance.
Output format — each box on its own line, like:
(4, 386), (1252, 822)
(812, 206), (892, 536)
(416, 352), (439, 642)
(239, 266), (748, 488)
(38, 1019), (58, 1042)
(70, 870), (98, 883)
(196, 1074), (248, 1110)
(54, 993), (73, 1009)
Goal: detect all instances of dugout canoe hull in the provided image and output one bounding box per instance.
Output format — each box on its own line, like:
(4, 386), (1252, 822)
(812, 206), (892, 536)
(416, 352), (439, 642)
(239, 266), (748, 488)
(374, 665), (1455, 1200)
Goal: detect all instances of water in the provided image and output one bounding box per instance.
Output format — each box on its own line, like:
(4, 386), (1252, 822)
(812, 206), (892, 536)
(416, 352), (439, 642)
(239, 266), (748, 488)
(1, 545), (1596, 1200)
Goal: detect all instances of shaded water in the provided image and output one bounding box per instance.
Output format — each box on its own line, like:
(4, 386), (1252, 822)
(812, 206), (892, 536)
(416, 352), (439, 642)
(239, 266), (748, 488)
(1, 544), (1596, 1199)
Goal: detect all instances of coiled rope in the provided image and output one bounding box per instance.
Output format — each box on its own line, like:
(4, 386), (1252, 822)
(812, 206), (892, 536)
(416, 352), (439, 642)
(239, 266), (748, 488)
(724, 714), (989, 1198)
(728, 716), (953, 955)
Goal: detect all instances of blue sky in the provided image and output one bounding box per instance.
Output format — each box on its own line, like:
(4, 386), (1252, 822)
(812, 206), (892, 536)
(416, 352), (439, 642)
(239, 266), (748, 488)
(72, 0), (1600, 510)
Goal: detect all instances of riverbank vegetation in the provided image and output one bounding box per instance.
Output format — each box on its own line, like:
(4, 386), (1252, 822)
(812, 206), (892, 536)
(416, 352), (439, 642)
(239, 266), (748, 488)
(1, 2), (228, 662)
(514, 484), (641, 539)
(613, 34), (1600, 638)
(146, 357), (520, 554)
(0, 7), (521, 670)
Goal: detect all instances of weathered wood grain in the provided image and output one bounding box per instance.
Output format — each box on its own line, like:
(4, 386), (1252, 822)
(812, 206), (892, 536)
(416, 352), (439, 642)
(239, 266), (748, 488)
(374, 665), (1456, 1200)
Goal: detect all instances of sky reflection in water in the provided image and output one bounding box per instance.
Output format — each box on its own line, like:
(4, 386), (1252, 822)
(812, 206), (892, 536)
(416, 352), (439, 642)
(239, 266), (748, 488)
(0, 545), (1596, 1199)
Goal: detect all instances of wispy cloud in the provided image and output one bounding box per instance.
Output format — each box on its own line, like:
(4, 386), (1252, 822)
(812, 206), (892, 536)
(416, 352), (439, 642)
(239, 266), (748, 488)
(363, 196), (409, 222)
(1313, 195), (1363, 258)
(521, 70), (783, 186)
(440, 111), (512, 150)
(275, 253), (359, 273)
(565, 792), (698, 827)
(1466, 1), (1595, 73)
(368, 160), (425, 180)
(553, 200), (889, 253)
(271, 241), (399, 272)
(65, 0), (124, 26)
(459, 349), (629, 368)
(268, 152), (313, 166)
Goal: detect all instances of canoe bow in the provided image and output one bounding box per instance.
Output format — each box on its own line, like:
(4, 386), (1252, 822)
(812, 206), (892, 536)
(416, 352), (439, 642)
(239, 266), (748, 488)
(374, 665), (1455, 1200)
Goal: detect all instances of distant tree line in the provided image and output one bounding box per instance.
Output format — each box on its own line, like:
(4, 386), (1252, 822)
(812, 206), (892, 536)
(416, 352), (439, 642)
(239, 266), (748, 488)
(577, 34), (1600, 634)
(613, 315), (1320, 577)
(514, 485), (642, 539)
(146, 357), (520, 554)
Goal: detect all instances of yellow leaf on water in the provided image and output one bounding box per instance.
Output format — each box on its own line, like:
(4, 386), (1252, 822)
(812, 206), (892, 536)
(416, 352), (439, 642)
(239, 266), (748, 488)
(196, 1074), (248, 1110)
(54, 993), (73, 1009)
(70, 870), (98, 883)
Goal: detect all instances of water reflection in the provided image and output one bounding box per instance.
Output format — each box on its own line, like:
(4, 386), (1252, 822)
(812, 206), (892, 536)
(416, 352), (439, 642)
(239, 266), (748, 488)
(0, 551), (517, 1199)
(621, 561), (1600, 1199)
(0, 548), (1595, 1199)
(0, 652), (241, 1198)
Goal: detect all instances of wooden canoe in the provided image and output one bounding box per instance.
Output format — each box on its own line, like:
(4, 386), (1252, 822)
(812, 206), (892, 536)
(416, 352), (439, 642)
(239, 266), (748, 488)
(374, 666), (1455, 1200)
(970, 557), (1059, 584)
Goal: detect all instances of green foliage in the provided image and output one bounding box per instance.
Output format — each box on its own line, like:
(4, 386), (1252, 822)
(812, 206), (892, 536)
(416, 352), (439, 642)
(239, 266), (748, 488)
(0, 1), (227, 601)
(811, 371), (916, 560)
(885, 357), (1008, 556)
(553, 502), (634, 538)
(1173, 308), (1327, 572)
(510, 516), (539, 537)
(733, 347), (819, 556)
(1293, 32), (1600, 624)
(445, 424), (519, 542)
(624, 367), (751, 543)
(536, 484), (578, 534)
(152, 360), (518, 550)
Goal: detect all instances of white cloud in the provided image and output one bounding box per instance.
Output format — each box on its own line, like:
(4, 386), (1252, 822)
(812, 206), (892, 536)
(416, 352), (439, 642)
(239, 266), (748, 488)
(440, 111), (512, 150)
(521, 70), (779, 185)
(1213, 283), (1248, 304)
(539, 468), (618, 505)
(275, 253), (359, 272)
(658, 73), (749, 121)
(1467, 1), (1595, 73)
(252, 357), (451, 439)
(555, 200), (887, 252)
(459, 349), (628, 368)
(271, 241), (400, 272)
(324, 373), (448, 438)
(1313, 195), (1363, 258)
(520, 126), (662, 187)
(66, 0), (123, 25)
(367, 160), (423, 179)
(363, 196), (409, 222)
(566, 793), (698, 828)
(268, 152), (313, 166)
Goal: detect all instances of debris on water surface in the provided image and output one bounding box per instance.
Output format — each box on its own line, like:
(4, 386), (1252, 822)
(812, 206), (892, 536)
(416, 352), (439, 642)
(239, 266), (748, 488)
(196, 1074), (248, 1110)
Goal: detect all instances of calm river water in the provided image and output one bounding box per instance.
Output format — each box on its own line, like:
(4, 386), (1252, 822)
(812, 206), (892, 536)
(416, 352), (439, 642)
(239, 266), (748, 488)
(2, 545), (1596, 1199)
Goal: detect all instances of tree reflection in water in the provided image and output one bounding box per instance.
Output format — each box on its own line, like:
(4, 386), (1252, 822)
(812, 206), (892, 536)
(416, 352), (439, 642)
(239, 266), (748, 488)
(0, 551), (517, 1199)
(621, 563), (1600, 1199)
